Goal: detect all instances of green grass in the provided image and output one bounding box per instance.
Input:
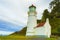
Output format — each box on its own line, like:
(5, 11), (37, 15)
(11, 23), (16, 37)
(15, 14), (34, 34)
(0, 35), (59, 40)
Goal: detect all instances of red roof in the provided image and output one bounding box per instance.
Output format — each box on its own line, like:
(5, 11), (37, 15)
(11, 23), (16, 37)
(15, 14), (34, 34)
(35, 22), (45, 28)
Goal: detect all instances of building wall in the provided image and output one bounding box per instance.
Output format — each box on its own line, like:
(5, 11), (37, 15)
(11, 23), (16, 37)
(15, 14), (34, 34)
(26, 12), (37, 36)
(34, 18), (51, 38)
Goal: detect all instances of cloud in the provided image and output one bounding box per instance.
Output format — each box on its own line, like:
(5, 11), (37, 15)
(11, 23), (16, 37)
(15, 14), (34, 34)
(0, 0), (27, 26)
(0, 30), (13, 35)
(0, 20), (24, 32)
(0, 0), (52, 25)
(0, 0), (52, 35)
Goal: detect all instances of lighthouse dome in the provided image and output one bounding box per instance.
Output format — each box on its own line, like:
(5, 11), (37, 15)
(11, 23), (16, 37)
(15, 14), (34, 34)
(29, 4), (36, 12)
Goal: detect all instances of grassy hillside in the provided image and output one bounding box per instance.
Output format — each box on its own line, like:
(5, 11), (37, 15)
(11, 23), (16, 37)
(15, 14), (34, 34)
(11, 27), (27, 36)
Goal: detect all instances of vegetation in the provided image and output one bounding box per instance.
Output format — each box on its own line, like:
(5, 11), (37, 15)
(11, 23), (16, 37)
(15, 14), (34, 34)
(0, 35), (58, 40)
(41, 9), (49, 22)
(49, 0), (60, 36)
(11, 27), (27, 36)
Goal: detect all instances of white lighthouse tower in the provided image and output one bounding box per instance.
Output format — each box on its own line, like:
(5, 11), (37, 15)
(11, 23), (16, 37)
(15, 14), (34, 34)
(26, 5), (37, 36)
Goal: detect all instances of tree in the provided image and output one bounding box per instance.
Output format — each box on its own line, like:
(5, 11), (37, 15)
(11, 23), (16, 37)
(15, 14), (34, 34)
(49, 0), (60, 36)
(50, 0), (60, 9)
(50, 0), (60, 18)
(41, 9), (49, 22)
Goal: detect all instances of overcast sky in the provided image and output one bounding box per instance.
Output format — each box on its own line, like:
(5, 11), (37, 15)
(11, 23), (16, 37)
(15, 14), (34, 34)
(0, 0), (52, 35)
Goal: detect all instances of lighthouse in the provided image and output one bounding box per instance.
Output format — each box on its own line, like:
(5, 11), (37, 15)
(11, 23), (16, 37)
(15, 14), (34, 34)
(26, 5), (37, 36)
(26, 5), (51, 37)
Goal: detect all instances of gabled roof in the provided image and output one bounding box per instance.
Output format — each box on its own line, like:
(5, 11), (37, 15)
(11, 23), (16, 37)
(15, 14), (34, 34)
(35, 22), (45, 28)
(35, 18), (50, 28)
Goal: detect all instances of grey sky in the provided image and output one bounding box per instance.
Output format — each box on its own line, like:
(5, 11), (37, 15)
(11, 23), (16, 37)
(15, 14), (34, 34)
(0, 0), (52, 35)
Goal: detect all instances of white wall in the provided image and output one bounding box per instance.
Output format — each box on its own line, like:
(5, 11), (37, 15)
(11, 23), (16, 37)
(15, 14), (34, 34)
(26, 12), (37, 36)
(34, 18), (51, 38)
